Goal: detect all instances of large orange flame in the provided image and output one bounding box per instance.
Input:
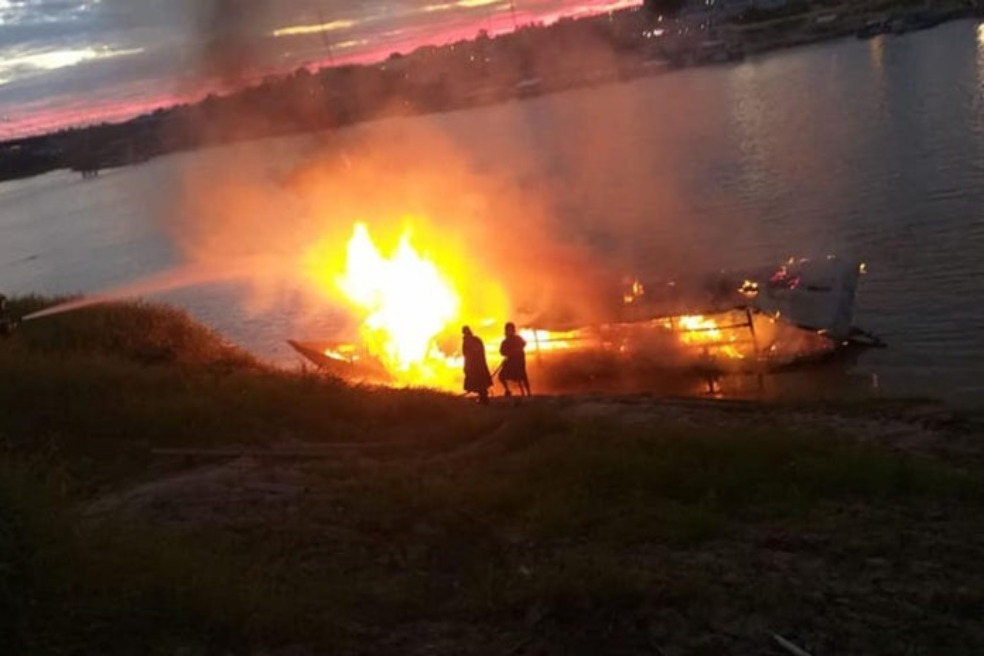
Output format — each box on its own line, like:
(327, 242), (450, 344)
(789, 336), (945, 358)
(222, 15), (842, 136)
(675, 314), (746, 360)
(304, 220), (510, 390)
(337, 223), (459, 372)
(303, 222), (762, 391)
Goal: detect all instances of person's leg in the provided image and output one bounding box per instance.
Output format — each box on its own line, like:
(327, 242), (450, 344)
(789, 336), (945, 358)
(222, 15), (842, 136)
(499, 371), (512, 397)
(479, 389), (489, 405)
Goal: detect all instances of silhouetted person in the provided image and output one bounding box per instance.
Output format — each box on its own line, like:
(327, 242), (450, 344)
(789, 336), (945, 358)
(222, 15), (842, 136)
(499, 322), (531, 397)
(461, 326), (492, 404)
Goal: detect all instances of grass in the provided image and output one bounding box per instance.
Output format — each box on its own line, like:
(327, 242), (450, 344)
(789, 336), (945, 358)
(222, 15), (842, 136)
(0, 461), (353, 655)
(6, 295), (259, 368)
(1, 296), (501, 489)
(1, 296), (983, 654)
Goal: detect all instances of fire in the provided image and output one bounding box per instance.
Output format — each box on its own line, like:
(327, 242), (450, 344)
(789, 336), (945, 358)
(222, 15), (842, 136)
(675, 315), (745, 360)
(303, 220), (510, 389)
(738, 279), (759, 298)
(324, 344), (361, 362)
(520, 328), (579, 352)
(677, 315), (723, 343)
(302, 221), (760, 390)
(623, 278), (646, 304)
(337, 223), (459, 371)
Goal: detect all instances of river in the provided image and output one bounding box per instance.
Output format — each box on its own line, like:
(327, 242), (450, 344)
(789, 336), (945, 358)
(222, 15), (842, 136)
(2, 20), (983, 406)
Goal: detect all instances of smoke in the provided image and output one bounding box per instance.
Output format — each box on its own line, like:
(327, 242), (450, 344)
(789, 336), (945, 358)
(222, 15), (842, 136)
(150, 2), (687, 340)
(36, 0), (869, 397)
(193, 0), (275, 83)
(161, 119), (620, 334)
(139, 2), (737, 345)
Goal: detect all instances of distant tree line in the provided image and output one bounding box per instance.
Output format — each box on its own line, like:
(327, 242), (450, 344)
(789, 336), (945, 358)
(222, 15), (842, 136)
(0, 9), (654, 183)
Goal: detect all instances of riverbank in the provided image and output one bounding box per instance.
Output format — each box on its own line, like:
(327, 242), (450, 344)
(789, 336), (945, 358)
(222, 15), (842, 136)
(2, 297), (983, 654)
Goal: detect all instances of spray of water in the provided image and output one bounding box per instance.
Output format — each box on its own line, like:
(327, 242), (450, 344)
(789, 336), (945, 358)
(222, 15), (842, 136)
(21, 261), (258, 322)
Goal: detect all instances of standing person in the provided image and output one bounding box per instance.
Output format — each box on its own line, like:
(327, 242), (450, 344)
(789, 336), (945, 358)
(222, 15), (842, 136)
(461, 326), (492, 405)
(499, 322), (531, 397)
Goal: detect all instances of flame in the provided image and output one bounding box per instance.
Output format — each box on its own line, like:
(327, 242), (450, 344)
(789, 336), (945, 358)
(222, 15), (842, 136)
(520, 328), (580, 351)
(675, 315), (745, 360)
(622, 278), (646, 304)
(301, 222), (778, 390)
(304, 220), (510, 389)
(324, 344), (361, 362)
(738, 279), (759, 298)
(337, 223), (459, 371)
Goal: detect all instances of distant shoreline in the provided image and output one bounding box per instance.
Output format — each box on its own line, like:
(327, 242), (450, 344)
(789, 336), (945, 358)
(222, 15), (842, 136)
(2, 4), (982, 185)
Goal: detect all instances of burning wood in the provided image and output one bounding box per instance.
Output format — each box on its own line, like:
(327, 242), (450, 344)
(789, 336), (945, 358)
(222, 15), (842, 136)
(302, 221), (512, 390)
(334, 222), (460, 380)
(295, 221), (880, 393)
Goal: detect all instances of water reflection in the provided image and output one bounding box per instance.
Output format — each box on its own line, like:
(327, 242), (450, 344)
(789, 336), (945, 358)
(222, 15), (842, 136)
(977, 23), (984, 91)
(727, 64), (772, 198)
(869, 35), (885, 71)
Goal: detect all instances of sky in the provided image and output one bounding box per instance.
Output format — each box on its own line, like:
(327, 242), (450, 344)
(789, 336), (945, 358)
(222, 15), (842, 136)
(0, 0), (641, 138)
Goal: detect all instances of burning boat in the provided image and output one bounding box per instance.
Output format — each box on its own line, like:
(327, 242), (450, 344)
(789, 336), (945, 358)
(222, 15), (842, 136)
(291, 238), (883, 393)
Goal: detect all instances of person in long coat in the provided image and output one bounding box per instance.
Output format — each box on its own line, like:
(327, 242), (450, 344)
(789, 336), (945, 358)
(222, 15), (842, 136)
(498, 322), (531, 397)
(461, 326), (492, 404)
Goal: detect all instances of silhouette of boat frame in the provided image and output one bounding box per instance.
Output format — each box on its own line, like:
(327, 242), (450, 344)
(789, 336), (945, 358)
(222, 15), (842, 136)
(288, 257), (884, 389)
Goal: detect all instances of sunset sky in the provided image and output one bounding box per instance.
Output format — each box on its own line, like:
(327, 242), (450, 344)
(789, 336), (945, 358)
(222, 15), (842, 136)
(0, 0), (641, 138)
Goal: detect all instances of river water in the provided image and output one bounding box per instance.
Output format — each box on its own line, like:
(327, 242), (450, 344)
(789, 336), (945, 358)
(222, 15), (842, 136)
(2, 20), (983, 406)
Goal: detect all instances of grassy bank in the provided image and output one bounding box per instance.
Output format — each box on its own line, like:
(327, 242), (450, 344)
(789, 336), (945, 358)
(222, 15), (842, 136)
(1, 297), (983, 655)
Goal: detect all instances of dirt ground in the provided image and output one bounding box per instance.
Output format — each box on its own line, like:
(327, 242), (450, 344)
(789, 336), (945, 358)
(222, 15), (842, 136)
(78, 396), (984, 656)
